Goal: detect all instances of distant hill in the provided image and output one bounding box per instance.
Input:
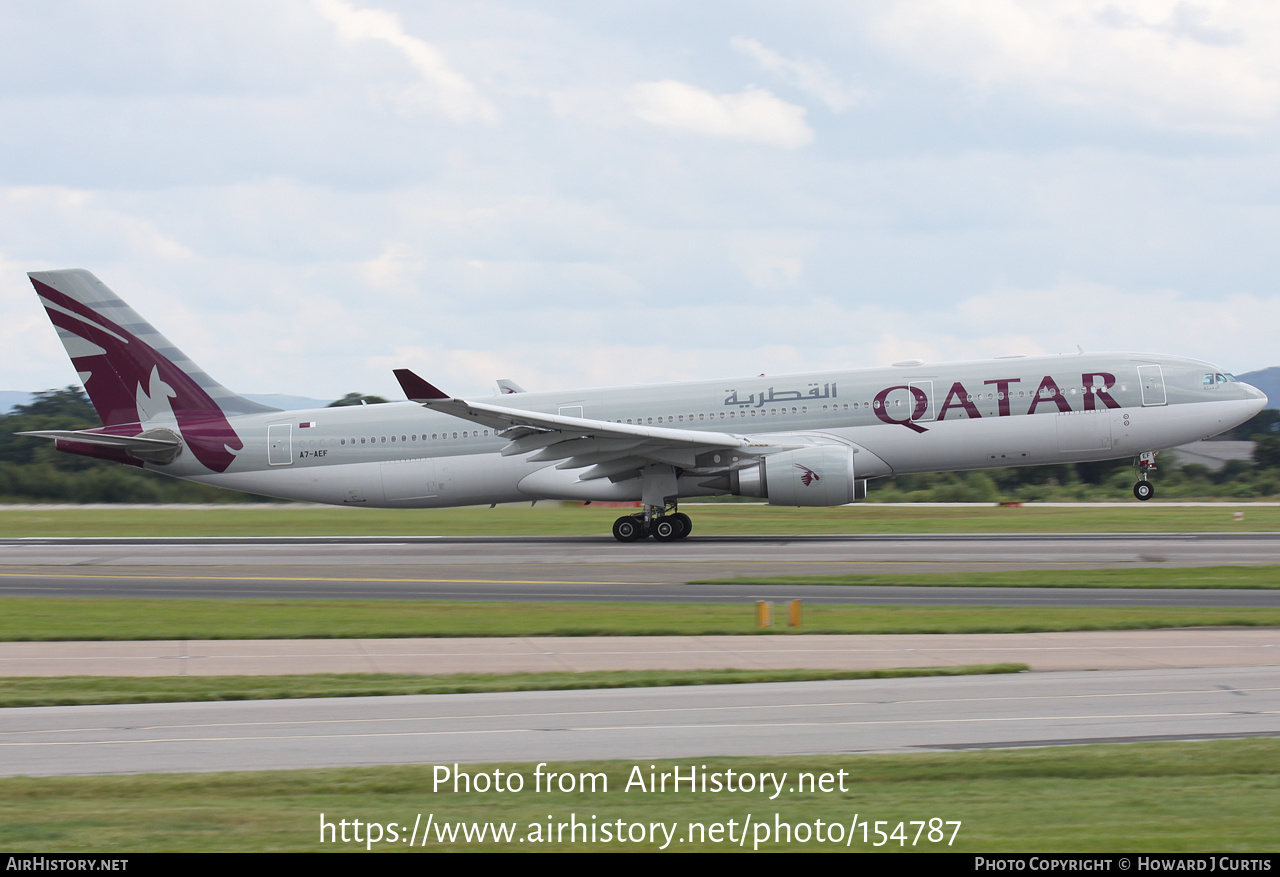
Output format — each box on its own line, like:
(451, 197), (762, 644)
(1239, 368), (1279, 407)
(0, 391), (32, 413)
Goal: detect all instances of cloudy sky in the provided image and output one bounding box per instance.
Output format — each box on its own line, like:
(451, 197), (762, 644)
(4, 1), (1280, 402)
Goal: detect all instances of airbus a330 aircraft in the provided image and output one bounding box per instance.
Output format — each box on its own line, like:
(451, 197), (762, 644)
(22, 270), (1269, 541)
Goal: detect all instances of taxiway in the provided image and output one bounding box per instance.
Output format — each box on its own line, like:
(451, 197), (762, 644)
(4, 667), (1276, 776)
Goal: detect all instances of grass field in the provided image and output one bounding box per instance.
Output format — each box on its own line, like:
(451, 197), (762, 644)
(0, 665), (1026, 707)
(2, 501), (1280, 536)
(4, 597), (1280, 640)
(1, 739), (1275, 851)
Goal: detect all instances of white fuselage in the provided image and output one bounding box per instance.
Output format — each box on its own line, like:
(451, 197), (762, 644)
(155, 352), (1267, 508)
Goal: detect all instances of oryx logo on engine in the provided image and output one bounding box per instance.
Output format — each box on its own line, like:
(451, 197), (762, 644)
(795, 464), (820, 487)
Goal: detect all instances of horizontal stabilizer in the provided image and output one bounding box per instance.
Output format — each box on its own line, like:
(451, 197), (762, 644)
(18, 428), (183, 464)
(19, 429), (179, 448)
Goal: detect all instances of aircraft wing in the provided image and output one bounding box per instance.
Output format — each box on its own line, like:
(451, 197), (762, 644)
(394, 369), (796, 481)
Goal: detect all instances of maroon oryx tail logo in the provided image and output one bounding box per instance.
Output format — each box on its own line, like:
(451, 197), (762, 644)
(28, 271), (265, 474)
(796, 464), (820, 486)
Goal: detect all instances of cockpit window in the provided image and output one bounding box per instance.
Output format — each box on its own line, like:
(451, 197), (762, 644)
(1217, 373), (1229, 384)
(1203, 374), (1215, 387)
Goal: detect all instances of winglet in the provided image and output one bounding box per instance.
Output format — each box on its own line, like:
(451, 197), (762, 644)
(394, 369), (450, 401)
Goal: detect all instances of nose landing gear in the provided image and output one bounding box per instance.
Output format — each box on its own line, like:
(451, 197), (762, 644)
(1133, 451), (1157, 501)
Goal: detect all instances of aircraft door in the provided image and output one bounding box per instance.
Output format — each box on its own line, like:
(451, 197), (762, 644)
(878, 385), (931, 427)
(1138, 365), (1166, 406)
(267, 424), (292, 466)
(909, 381), (935, 422)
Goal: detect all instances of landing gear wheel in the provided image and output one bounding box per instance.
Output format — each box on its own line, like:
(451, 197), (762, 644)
(612, 515), (643, 542)
(652, 517), (681, 542)
(672, 513), (692, 539)
(1133, 481), (1154, 501)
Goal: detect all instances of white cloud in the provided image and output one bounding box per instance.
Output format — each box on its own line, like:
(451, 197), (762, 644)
(730, 36), (866, 112)
(870, 0), (1280, 130)
(727, 230), (817, 292)
(314, 0), (498, 123)
(856, 281), (1280, 373)
(356, 278), (1280, 396)
(0, 252), (77, 389)
(2, 187), (193, 263)
(7, 3), (1280, 402)
(627, 80), (814, 147)
(361, 240), (426, 293)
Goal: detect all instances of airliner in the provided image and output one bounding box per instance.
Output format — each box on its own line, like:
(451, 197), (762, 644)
(21, 269), (1269, 541)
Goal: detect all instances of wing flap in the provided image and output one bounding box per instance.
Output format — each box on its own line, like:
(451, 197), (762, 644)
(530, 438), (648, 464)
(576, 459), (649, 481)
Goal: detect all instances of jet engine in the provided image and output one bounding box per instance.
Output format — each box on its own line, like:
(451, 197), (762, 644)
(708, 445), (864, 506)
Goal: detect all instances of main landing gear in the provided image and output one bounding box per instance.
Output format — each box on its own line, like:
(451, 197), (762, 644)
(1133, 451), (1157, 501)
(612, 504), (692, 542)
(614, 463), (691, 542)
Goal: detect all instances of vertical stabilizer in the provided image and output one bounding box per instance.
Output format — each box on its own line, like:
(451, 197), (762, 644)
(28, 269), (278, 472)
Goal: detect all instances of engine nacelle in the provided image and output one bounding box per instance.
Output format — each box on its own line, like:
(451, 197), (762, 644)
(718, 446), (863, 506)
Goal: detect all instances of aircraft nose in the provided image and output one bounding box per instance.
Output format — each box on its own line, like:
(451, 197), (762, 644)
(1242, 381), (1269, 413)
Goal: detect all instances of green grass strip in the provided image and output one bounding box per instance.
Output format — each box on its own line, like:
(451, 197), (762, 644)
(0, 664), (1027, 707)
(693, 565), (1280, 588)
(4, 502), (1280, 535)
(2, 739), (1277, 851)
(4, 597), (1280, 640)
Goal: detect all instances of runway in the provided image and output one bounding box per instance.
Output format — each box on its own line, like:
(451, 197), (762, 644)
(3, 533), (1278, 777)
(4, 667), (1277, 777)
(3, 533), (1280, 606)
